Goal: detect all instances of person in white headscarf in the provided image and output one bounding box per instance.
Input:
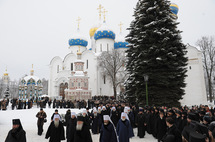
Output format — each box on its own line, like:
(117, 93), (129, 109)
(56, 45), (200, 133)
(110, 107), (119, 127)
(45, 114), (65, 142)
(101, 106), (109, 122)
(82, 109), (90, 128)
(66, 112), (77, 142)
(91, 109), (102, 134)
(100, 115), (118, 142)
(116, 112), (134, 142)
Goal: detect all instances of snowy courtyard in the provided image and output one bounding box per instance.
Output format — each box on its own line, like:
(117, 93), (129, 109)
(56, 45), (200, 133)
(0, 107), (157, 142)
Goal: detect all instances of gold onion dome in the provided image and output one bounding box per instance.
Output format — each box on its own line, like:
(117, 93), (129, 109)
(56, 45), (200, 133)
(4, 68), (8, 76)
(4, 73), (8, 76)
(89, 27), (99, 37)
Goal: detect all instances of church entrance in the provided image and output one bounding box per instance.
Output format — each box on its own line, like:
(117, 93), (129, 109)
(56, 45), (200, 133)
(59, 83), (68, 99)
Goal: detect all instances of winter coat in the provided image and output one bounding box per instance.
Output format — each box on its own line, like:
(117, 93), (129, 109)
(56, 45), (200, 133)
(5, 127), (26, 142)
(45, 121), (65, 142)
(100, 122), (118, 142)
(66, 118), (77, 142)
(116, 119), (134, 142)
(36, 111), (47, 126)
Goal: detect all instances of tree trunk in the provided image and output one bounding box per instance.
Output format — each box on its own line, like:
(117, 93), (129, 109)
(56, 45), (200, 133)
(208, 78), (213, 102)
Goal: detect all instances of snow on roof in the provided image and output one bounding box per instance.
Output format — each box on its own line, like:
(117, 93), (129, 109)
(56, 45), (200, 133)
(24, 75), (41, 82)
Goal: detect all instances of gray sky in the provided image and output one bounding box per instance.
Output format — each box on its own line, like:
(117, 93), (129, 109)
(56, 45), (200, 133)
(0, 0), (214, 80)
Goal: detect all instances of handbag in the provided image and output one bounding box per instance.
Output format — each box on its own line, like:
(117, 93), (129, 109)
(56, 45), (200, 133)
(44, 118), (47, 123)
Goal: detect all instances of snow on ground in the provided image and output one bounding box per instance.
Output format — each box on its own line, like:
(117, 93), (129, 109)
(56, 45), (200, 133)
(0, 106), (157, 142)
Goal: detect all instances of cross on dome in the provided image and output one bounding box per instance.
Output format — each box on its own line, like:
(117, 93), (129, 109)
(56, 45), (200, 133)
(118, 22), (123, 33)
(102, 8), (108, 23)
(97, 4), (103, 20)
(77, 17), (81, 30)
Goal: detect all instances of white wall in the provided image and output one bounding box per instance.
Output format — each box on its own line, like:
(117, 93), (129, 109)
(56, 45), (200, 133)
(180, 45), (207, 106)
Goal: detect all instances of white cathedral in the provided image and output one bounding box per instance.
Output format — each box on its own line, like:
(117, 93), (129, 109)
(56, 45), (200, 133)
(48, 4), (207, 106)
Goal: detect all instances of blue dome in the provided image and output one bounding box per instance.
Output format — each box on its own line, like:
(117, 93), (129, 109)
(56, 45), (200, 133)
(89, 48), (92, 50)
(114, 41), (129, 49)
(170, 3), (179, 16)
(94, 30), (115, 40)
(69, 38), (88, 47)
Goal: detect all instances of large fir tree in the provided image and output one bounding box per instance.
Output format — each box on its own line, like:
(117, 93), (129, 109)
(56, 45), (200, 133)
(125, 0), (188, 106)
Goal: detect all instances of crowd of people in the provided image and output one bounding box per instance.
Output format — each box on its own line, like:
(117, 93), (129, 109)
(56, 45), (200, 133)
(3, 98), (215, 142)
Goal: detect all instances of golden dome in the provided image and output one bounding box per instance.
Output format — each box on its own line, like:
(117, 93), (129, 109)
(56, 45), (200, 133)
(89, 27), (99, 37)
(4, 73), (8, 76)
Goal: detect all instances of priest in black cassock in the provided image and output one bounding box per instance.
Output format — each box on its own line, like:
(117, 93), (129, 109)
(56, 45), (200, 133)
(100, 115), (118, 142)
(154, 109), (167, 142)
(110, 107), (119, 127)
(135, 108), (146, 138)
(66, 112), (77, 142)
(91, 109), (102, 134)
(116, 112), (134, 142)
(74, 115), (92, 142)
(5, 119), (26, 142)
(45, 114), (65, 142)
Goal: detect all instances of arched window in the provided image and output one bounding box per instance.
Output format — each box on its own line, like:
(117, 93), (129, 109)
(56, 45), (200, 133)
(71, 63), (73, 71)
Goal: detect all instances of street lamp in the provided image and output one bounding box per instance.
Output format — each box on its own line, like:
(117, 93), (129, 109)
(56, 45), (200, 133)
(143, 74), (149, 106)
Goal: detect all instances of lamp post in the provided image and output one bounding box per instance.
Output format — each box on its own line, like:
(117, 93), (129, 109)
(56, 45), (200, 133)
(144, 74), (149, 106)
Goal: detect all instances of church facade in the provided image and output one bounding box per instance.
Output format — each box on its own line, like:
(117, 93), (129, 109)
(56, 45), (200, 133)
(48, 4), (207, 105)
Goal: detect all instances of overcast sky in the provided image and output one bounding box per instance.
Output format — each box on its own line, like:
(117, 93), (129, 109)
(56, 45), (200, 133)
(0, 0), (214, 81)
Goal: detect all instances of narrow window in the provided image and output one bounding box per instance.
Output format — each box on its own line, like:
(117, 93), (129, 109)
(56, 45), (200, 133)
(104, 75), (106, 84)
(57, 65), (59, 73)
(87, 60), (88, 69)
(100, 44), (102, 52)
(78, 83), (80, 87)
(189, 66), (191, 70)
(107, 44), (109, 51)
(71, 63), (73, 71)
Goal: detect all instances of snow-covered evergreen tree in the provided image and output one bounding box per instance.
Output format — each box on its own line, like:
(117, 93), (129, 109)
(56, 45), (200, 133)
(125, 0), (187, 106)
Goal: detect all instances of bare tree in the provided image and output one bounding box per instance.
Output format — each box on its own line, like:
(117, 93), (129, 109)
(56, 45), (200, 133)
(196, 36), (215, 102)
(98, 50), (127, 98)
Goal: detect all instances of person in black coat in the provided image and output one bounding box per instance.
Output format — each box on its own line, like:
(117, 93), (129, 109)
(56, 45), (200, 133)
(45, 114), (65, 142)
(66, 112), (77, 142)
(5, 119), (26, 142)
(65, 109), (71, 126)
(155, 110), (167, 142)
(74, 115), (92, 142)
(91, 109), (102, 134)
(162, 117), (182, 142)
(36, 108), (47, 135)
(110, 107), (119, 127)
(175, 111), (182, 132)
(135, 108), (146, 138)
(100, 115), (118, 142)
